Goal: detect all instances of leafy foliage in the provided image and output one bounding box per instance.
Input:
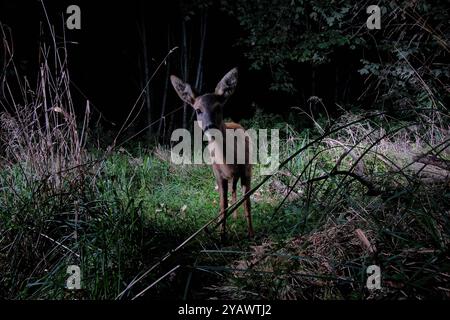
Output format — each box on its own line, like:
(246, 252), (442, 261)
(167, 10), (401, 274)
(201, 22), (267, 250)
(221, 0), (449, 109)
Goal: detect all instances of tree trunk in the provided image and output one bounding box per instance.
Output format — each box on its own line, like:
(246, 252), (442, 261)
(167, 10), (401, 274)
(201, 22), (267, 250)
(195, 10), (207, 91)
(311, 65), (316, 97)
(181, 18), (188, 129)
(191, 10), (207, 122)
(335, 64), (339, 104)
(141, 15), (152, 138)
(157, 25), (171, 140)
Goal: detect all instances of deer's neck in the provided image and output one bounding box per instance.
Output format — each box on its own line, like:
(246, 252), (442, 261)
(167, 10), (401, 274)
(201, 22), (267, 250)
(207, 122), (228, 165)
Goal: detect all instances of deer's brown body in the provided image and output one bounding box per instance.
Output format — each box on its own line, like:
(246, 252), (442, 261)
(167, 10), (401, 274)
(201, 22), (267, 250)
(170, 68), (254, 240)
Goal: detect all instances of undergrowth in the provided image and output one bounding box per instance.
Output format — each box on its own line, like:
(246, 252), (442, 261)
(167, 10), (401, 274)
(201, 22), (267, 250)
(1, 19), (449, 300)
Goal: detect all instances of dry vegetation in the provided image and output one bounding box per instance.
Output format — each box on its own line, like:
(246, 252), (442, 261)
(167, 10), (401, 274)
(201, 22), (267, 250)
(1, 9), (449, 300)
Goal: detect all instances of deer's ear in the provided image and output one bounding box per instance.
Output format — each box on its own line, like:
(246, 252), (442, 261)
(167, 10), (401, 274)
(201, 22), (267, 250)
(170, 75), (196, 105)
(215, 67), (238, 99)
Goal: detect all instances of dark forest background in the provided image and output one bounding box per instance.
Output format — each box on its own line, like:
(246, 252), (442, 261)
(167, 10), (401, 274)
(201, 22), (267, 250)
(2, 0), (447, 143)
(0, 0), (449, 300)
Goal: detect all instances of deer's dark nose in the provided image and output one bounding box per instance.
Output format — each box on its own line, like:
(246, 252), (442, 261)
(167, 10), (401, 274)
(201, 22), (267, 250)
(203, 123), (218, 133)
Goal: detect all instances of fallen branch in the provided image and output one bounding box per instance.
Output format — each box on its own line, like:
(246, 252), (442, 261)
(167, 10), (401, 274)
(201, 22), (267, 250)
(413, 153), (450, 171)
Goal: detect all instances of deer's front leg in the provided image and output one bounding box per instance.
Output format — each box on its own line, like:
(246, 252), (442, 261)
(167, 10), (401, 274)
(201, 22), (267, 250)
(218, 178), (228, 241)
(231, 178), (238, 219)
(242, 175), (254, 238)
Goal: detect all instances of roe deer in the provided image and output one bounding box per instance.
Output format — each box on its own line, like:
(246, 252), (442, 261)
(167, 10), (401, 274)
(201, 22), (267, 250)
(170, 68), (254, 240)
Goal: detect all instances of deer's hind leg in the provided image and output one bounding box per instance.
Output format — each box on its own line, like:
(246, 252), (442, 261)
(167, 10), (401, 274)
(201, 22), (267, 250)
(218, 178), (229, 242)
(241, 174), (254, 238)
(231, 177), (239, 219)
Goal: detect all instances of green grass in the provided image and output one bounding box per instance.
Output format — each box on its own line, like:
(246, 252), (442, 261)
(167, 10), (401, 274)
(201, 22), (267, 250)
(0, 145), (284, 299)
(1, 110), (450, 300)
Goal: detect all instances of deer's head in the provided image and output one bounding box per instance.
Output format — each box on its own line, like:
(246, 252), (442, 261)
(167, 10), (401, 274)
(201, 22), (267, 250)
(170, 68), (238, 138)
